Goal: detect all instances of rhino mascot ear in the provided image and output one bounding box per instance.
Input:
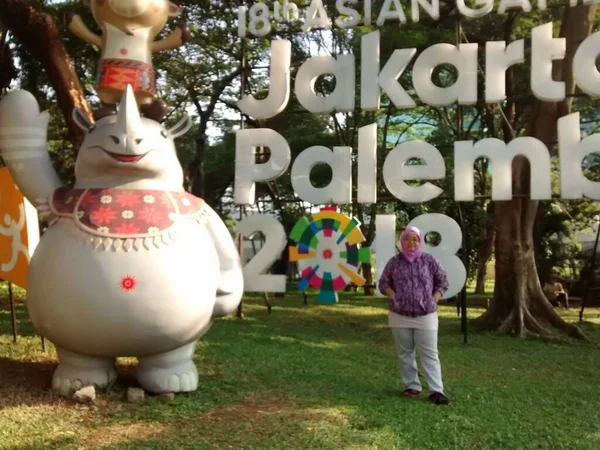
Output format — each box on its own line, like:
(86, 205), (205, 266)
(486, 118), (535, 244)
(166, 114), (192, 139)
(72, 108), (95, 132)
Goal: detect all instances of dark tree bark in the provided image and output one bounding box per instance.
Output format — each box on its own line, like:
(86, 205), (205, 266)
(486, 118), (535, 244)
(475, 204), (495, 294)
(0, 0), (93, 149)
(361, 263), (375, 295)
(475, 5), (595, 339)
(191, 124), (207, 199)
(357, 203), (377, 296)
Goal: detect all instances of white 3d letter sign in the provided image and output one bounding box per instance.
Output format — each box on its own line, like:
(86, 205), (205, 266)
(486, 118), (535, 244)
(231, 16), (600, 297)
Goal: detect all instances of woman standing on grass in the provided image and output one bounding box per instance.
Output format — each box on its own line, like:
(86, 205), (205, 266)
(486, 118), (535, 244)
(378, 226), (450, 405)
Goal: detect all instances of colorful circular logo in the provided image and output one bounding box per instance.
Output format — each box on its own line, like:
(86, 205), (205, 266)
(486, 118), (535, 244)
(288, 206), (371, 304)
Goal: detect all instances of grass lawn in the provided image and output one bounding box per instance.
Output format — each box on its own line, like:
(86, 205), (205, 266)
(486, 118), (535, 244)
(1, 287), (599, 450)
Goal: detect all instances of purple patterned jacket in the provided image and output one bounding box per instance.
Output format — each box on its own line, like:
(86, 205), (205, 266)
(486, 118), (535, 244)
(378, 253), (449, 317)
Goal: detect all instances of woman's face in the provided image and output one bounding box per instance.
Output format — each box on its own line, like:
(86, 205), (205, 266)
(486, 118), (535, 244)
(403, 231), (420, 252)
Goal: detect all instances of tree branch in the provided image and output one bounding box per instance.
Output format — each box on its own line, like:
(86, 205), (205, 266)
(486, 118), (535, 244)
(0, 0), (93, 149)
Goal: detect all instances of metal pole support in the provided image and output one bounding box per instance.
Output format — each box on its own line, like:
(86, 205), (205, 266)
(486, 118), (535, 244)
(580, 219), (600, 322)
(8, 282), (17, 343)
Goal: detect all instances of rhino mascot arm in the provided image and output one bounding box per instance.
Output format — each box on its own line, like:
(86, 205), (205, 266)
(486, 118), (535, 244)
(0, 90), (63, 216)
(203, 204), (244, 318)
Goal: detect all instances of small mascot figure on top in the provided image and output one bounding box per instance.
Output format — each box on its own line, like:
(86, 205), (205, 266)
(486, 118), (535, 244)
(66, 0), (190, 121)
(0, 0), (244, 398)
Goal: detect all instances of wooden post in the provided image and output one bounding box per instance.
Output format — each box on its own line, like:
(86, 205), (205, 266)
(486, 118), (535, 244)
(236, 205), (243, 319)
(236, 35), (247, 320)
(580, 217), (600, 322)
(264, 292), (272, 314)
(8, 282), (17, 343)
(457, 17), (468, 345)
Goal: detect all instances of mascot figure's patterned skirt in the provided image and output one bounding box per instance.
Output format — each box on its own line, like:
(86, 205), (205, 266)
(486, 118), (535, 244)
(96, 58), (155, 98)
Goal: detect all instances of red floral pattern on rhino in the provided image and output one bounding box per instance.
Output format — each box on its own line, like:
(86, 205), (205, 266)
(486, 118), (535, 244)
(50, 187), (204, 237)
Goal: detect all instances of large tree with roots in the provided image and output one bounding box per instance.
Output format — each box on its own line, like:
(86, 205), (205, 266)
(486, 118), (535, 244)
(475, 4), (597, 339)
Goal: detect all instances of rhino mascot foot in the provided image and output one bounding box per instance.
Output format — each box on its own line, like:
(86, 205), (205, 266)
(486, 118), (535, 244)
(52, 347), (118, 396)
(137, 340), (199, 393)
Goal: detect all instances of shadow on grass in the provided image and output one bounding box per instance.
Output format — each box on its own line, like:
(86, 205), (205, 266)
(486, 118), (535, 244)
(0, 357), (58, 410)
(0, 356), (153, 412)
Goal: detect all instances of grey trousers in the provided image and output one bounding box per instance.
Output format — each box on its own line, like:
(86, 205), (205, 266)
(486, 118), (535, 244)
(391, 327), (444, 394)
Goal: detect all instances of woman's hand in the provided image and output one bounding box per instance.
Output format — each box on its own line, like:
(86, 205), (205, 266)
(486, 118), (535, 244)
(433, 291), (442, 302)
(385, 288), (396, 300)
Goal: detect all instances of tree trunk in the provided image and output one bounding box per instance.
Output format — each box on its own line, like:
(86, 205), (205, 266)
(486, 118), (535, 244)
(475, 5), (595, 339)
(361, 262), (374, 295)
(356, 203), (376, 296)
(191, 129), (206, 200)
(475, 204), (495, 294)
(474, 236), (493, 294)
(363, 204), (377, 296)
(0, 0), (93, 149)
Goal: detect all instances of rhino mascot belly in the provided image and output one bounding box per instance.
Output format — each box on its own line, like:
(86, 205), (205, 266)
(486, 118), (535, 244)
(0, 86), (244, 396)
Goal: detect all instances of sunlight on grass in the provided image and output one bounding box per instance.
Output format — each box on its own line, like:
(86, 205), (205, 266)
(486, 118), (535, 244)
(0, 404), (84, 448)
(587, 431), (600, 442)
(0, 283), (26, 301)
(1, 291), (599, 449)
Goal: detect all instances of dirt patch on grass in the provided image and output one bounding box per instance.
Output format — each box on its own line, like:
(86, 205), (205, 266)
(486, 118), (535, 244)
(56, 392), (311, 449)
(175, 393), (350, 447)
(0, 358), (142, 411)
(0, 359), (347, 449)
(200, 392), (299, 426)
(77, 421), (172, 448)
(87, 392), (345, 448)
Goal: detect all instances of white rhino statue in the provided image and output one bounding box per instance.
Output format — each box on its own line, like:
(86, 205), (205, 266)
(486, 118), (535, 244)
(0, 86), (244, 396)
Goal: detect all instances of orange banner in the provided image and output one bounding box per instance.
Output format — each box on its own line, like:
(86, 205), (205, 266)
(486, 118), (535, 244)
(0, 167), (39, 289)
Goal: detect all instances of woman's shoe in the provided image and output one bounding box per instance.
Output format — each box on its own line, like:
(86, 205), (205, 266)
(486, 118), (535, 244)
(428, 392), (450, 405)
(402, 389), (421, 397)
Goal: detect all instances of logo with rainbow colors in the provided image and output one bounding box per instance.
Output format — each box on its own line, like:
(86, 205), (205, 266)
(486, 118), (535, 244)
(288, 206), (372, 304)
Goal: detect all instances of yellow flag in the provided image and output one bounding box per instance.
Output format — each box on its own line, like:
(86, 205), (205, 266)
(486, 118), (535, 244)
(0, 167), (40, 289)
